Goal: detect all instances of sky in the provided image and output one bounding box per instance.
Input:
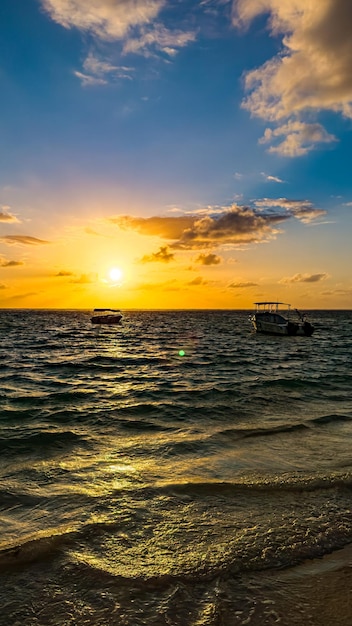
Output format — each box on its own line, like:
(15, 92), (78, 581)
(1, 0), (352, 310)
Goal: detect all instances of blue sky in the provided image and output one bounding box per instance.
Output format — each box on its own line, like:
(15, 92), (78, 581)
(0, 0), (352, 309)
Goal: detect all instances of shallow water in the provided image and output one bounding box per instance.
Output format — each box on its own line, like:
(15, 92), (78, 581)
(1, 309), (352, 625)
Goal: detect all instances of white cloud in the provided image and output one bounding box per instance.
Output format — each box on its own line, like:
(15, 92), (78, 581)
(123, 24), (197, 57)
(261, 172), (285, 183)
(233, 0), (352, 155)
(42, 1), (196, 60)
(41, 0), (165, 40)
(74, 53), (134, 86)
(259, 121), (337, 157)
(74, 71), (108, 87)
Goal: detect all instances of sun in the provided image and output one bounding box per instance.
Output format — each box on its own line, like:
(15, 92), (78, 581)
(108, 267), (123, 282)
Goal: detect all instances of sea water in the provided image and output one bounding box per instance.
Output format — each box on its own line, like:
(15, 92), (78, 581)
(0, 309), (352, 625)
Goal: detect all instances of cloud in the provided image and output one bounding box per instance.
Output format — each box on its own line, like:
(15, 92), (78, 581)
(195, 253), (222, 265)
(0, 206), (20, 223)
(233, 0), (352, 155)
(259, 121), (337, 157)
(139, 246), (174, 263)
(74, 53), (134, 86)
(187, 276), (208, 286)
(6, 292), (39, 301)
(42, 1), (196, 59)
(321, 288), (352, 296)
(261, 172), (285, 183)
(56, 270), (74, 277)
(123, 23), (197, 57)
(73, 71), (108, 87)
(70, 273), (96, 284)
(110, 214), (197, 239)
(0, 258), (24, 267)
(41, 0), (164, 40)
(0, 235), (49, 245)
(110, 202), (320, 250)
(228, 281), (258, 288)
(254, 198), (326, 223)
(280, 273), (329, 284)
(0, 283), (7, 290)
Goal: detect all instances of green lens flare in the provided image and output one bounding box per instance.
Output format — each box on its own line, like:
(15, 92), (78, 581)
(178, 350), (185, 357)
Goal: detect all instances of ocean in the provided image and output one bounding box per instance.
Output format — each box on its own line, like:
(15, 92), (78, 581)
(1, 309), (352, 625)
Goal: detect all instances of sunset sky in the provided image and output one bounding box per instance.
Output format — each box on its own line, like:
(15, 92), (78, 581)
(1, 0), (352, 309)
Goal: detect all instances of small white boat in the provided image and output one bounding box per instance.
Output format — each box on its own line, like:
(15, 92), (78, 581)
(91, 308), (123, 325)
(249, 302), (314, 336)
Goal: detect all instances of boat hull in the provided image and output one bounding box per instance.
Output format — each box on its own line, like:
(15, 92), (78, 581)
(252, 319), (298, 335)
(252, 318), (314, 336)
(91, 315), (122, 325)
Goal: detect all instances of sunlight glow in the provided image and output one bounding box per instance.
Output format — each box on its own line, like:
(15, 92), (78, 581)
(109, 267), (123, 282)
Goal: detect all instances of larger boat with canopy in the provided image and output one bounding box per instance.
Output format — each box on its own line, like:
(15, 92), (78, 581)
(249, 302), (314, 336)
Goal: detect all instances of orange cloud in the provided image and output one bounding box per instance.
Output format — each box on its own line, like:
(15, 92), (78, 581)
(0, 235), (49, 245)
(228, 281), (258, 288)
(111, 215), (195, 239)
(0, 207), (19, 223)
(70, 273), (97, 284)
(0, 258), (24, 267)
(280, 273), (329, 284)
(187, 276), (208, 286)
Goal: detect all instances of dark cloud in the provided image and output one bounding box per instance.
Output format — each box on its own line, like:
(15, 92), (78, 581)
(195, 253), (221, 265)
(109, 199), (325, 251)
(56, 270), (74, 277)
(139, 246), (174, 263)
(173, 206), (284, 249)
(255, 198), (326, 223)
(111, 205), (287, 250)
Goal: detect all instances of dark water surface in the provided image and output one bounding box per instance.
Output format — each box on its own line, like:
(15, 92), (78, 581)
(1, 309), (352, 625)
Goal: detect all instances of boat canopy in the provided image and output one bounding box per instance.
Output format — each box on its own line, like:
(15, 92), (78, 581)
(93, 308), (121, 312)
(253, 302), (292, 312)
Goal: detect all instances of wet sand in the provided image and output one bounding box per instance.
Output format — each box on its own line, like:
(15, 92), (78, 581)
(236, 543), (352, 625)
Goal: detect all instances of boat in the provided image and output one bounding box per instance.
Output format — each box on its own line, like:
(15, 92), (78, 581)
(249, 302), (314, 336)
(90, 308), (123, 325)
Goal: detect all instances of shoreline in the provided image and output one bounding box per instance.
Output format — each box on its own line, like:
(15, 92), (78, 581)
(236, 543), (352, 625)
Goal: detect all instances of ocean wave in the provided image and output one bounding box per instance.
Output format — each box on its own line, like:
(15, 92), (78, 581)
(2, 474), (352, 583)
(212, 412), (352, 442)
(0, 429), (86, 456)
